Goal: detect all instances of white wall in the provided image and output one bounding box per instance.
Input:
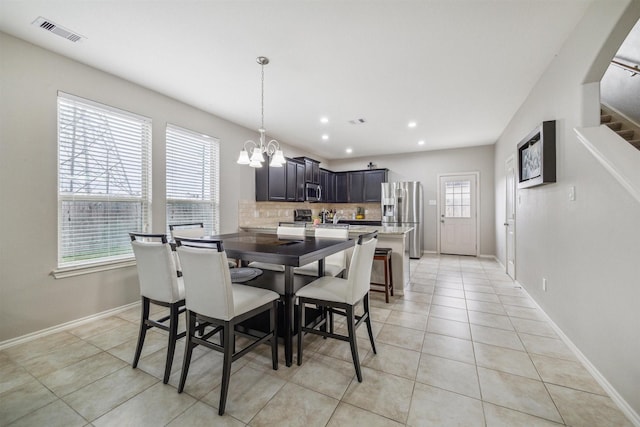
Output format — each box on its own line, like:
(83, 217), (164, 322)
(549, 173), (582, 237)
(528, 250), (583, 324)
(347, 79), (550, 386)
(493, 0), (640, 416)
(328, 144), (496, 256)
(0, 32), (320, 342)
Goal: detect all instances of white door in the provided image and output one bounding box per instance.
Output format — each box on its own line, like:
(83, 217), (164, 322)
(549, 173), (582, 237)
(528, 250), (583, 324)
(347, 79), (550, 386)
(439, 174), (477, 256)
(505, 157), (516, 279)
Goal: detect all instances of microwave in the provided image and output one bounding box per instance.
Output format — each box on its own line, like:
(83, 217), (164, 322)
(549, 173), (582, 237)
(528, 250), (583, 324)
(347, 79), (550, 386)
(305, 182), (322, 202)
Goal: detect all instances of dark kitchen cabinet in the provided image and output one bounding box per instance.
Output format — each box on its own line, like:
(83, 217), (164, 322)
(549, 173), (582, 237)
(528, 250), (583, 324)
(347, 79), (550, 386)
(363, 169), (388, 202)
(335, 172), (348, 203)
(320, 168), (336, 203)
(268, 160), (286, 201)
(255, 160), (269, 201)
(296, 162), (306, 201)
(285, 160), (298, 201)
(294, 157), (321, 184)
(348, 171), (365, 203)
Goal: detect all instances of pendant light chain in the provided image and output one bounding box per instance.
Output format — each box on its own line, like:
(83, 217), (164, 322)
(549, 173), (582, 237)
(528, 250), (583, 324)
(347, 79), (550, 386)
(236, 56), (284, 168)
(260, 61), (265, 131)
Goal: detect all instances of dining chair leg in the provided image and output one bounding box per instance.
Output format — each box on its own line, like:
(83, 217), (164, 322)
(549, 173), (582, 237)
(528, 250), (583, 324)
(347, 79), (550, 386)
(271, 301), (278, 370)
(164, 303), (179, 384)
(363, 294), (377, 354)
(296, 300), (305, 366)
(132, 297), (150, 369)
(219, 321), (233, 415)
(178, 311), (196, 393)
(383, 257), (390, 303)
(346, 305), (363, 382)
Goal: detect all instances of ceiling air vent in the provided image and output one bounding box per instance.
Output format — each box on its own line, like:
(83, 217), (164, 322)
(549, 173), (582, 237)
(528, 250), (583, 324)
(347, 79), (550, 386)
(32, 17), (85, 43)
(349, 118), (367, 125)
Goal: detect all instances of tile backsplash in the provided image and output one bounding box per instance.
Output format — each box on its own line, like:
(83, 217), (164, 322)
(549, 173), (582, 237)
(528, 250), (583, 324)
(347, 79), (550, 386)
(238, 200), (382, 228)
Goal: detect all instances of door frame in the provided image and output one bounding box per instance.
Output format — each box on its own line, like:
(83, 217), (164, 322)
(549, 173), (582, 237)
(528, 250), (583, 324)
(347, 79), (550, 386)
(436, 171), (480, 256)
(505, 155), (516, 279)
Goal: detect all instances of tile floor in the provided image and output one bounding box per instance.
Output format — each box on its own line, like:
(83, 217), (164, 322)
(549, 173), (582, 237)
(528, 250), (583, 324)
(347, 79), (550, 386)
(0, 255), (634, 426)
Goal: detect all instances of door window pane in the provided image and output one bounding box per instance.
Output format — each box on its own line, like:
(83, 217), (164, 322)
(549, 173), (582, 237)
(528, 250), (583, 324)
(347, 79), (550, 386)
(444, 180), (472, 218)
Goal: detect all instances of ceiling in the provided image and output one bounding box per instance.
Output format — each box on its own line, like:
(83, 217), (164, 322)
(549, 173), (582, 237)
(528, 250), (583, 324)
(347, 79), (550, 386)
(0, 0), (593, 160)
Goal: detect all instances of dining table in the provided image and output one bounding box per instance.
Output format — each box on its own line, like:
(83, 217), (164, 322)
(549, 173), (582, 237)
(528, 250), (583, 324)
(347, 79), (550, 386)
(205, 231), (355, 366)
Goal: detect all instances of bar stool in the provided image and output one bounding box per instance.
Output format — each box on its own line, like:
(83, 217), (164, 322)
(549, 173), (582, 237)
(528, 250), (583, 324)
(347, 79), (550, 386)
(370, 247), (393, 303)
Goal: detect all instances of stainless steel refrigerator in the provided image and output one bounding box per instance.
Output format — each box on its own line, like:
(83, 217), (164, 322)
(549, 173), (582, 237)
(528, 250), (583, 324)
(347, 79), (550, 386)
(381, 181), (424, 258)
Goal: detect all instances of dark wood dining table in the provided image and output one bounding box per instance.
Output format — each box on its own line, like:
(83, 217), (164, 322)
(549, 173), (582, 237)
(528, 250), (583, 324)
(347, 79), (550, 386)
(206, 231), (354, 366)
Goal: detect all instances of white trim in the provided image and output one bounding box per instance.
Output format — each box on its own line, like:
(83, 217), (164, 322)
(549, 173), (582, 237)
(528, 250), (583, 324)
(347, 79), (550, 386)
(436, 171), (481, 256)
(51, 258), (136, 279)
(0, 301), (140, 350)
(574, 126), (640, 205)
(516, 280), (640, 426)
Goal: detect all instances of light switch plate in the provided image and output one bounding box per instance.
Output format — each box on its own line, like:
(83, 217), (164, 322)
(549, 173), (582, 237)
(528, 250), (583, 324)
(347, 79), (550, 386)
(428, 199), (436, 206)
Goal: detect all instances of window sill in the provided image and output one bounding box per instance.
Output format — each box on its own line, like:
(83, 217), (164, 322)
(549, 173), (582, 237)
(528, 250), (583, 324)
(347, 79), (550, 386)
(51, 258), (136, 279)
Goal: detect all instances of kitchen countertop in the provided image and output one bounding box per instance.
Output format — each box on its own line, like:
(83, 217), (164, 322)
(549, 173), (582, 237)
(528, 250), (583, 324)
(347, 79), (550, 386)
(240, 224), (413, 237)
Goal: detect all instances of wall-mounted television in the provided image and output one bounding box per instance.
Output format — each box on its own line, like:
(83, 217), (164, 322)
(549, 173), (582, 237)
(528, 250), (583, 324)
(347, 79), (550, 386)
(517, 120), (556, 189)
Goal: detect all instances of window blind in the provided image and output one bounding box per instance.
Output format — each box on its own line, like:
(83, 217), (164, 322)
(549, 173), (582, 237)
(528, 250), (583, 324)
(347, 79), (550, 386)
(166, 124), (220, 235)
(57, 92), (151, 268)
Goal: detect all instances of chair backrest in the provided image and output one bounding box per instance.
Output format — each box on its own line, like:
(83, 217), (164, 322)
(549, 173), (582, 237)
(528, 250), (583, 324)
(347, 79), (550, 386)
(169, 223), (205, 239)
(129, 233), (182, 303)
(345, 232), (378, 304)
(277, 223), (306, 238)
(175, 239), (235, 321)
(314, 225), (349, 269)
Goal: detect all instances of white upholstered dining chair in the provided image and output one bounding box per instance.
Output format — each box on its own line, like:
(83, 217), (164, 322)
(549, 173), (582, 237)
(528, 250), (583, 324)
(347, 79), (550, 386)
(294, 223), (349, 277)
(175, 238), (280, 416)
(129, 232), (185, 384)
(248, 222), (306, 272)
(296, 231), (378, 382)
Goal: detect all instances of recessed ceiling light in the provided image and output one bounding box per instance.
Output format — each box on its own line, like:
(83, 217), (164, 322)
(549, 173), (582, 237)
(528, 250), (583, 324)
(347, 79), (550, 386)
(408, 121), (417, 128)
(320, 117), (329, 124)
(346, 148), (353, 154)
(418, 140), (425, 145)
(322, 134), (329, 141)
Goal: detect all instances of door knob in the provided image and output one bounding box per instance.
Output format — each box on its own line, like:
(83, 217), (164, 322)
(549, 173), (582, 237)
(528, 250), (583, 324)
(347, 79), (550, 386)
(440, 219), (445, 223)
(503, 223), (508, 226)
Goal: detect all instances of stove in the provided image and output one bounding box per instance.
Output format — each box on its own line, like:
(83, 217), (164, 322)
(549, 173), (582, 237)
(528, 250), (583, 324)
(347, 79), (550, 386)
(293, 208), (312, 222)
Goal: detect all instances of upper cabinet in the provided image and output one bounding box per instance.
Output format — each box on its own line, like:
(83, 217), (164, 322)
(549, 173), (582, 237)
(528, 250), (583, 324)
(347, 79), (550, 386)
(363, 169), (388, 202)
(294, 157), (320, 184)
(255, 158), (387, 203)
(344, 169), (388, 203)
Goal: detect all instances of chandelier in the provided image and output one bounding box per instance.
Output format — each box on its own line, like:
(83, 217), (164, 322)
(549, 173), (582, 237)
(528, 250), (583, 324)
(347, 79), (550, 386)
(237, 56), (286, 168)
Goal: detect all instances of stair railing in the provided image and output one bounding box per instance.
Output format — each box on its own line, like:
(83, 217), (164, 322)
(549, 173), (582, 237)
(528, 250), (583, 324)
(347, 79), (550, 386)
(611, 56), (639, 77)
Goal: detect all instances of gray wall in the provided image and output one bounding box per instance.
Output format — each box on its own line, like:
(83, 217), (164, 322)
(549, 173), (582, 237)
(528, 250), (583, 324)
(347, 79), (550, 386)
(328, 144), (496, 256)
(0, 32), (319, 342)
(493, 0), (640, 415)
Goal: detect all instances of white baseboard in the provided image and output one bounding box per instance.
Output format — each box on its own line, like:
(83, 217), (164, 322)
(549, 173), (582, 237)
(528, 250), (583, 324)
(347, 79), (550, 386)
(515, 280), (640, 426)
(0, 301), (140, 351)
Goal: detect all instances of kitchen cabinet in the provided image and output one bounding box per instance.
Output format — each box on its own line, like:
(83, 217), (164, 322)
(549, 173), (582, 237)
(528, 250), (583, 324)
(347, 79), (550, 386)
(363, 169), (388, 202)
(285, 160), (298, 201)
(294, 157), (320, 184)
(335, 172), (348, 203)
(296, 162), (305, 201)
(348, 171), (365, 203)
(320, 168), (336, 203)
(256, 161), (386, 203)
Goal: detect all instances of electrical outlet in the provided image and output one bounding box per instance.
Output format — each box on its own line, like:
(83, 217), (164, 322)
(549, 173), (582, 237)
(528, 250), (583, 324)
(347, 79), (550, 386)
(568, 186), (576, 201)
(542, 278), (547, 292)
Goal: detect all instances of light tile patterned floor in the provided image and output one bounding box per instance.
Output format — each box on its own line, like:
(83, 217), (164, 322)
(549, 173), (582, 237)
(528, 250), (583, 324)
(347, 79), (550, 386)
(0, 255), (634, 426)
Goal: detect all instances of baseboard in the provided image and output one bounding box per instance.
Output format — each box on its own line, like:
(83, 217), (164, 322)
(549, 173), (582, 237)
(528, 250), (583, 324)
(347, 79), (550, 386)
(515, 280), (640, 426)
(0, 301), (140, 351)
(479, 254), (498, 261)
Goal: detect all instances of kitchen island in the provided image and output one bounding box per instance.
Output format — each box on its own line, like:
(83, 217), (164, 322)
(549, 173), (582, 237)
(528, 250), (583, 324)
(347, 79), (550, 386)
(239, 224), (413, 295)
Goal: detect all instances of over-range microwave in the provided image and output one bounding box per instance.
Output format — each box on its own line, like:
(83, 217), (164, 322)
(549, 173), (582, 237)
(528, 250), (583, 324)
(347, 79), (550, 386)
(305, 182), (322, 202)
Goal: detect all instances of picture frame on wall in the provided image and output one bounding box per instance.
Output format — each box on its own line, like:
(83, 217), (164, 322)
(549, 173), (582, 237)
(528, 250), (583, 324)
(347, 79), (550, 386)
(517, 120), (556, 189)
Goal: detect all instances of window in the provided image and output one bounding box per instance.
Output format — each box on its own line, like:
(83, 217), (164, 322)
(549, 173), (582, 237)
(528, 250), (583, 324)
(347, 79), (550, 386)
(57, 92), (151, 268)
(166, 124), (220, 235)
(444, 180), (471, 218)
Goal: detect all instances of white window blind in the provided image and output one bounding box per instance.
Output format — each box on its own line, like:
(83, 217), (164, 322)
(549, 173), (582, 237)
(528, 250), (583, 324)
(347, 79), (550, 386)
(166, 124), (220, 235)
(57, 92), (151, 268)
